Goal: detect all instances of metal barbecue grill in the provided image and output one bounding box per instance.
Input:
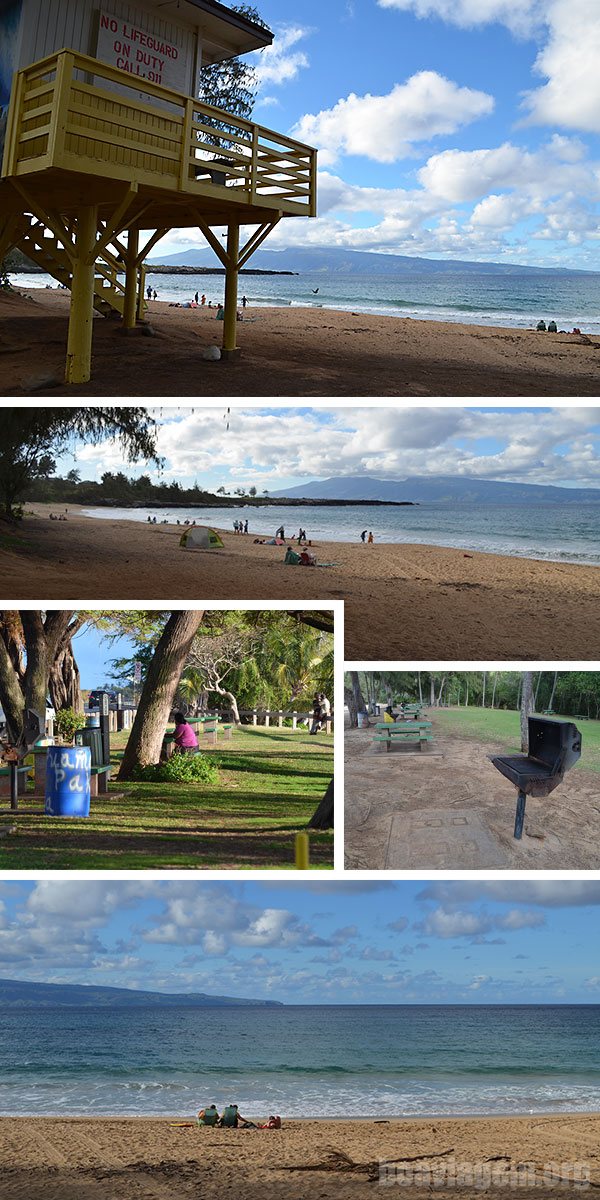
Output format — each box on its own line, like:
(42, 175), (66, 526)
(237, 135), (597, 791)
(490, 717), (581, 840)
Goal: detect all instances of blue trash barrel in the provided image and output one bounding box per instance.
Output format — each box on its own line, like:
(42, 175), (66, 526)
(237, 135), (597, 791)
(86, 712), (100, 728)
(45, 746), (91, 817)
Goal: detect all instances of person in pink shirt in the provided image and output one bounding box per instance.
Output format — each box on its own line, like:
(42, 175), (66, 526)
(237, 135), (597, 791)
(172, 712), (198, 753)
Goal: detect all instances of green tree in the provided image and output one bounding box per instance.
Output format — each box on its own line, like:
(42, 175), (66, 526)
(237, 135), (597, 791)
(0, 409), (160, 519)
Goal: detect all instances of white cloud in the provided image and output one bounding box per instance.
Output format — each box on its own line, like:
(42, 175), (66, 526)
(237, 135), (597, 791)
(254, 26), (310, 89)
(524, 2), (600, 133)
(293, 72), (494, 166)
(419, 138), (594, 203)
(421, 906), (545, 939)
(377, 0), (545, 37)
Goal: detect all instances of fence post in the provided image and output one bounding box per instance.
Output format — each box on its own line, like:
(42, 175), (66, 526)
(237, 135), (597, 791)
(252, 709), (257, 726)
(278, 710), (283, 728)
(292, 712), (297, 731)
(265, 709), (270, 727)
(295, 832), (310, 870)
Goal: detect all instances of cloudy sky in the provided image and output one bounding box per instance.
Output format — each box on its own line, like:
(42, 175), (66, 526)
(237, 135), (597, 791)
(158, 0), (600, 268)
(61, 405), (600, 491)
(1, 880), (599, 1003)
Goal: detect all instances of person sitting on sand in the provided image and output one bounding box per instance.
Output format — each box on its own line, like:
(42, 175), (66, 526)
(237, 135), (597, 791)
(219, 1104), (251, 1128)
(259, 1116), (281, 1129)
(299, 548), (316, 566)
(172, 712), (198, 754)
(198, 1104), (219, 1126)
(547, 320), (557, 333)
(216, 305), (225, 320)
(536, 319), (546, 331)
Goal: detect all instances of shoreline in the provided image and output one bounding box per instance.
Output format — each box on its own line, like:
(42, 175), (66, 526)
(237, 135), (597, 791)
(2, 287), (600, 395)
(2, 1113), (599, 1198)
(3, 504), (600, 658)
(80, 506), (600, 569)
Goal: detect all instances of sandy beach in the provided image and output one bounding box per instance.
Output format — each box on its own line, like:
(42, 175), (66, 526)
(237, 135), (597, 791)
(2, 504), (600, 659)
(1, 1113), (598, 1198)
(2, 287), (600, 395)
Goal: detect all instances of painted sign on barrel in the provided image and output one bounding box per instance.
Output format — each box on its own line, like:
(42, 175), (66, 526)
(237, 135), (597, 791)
(45, 746), (91, 817)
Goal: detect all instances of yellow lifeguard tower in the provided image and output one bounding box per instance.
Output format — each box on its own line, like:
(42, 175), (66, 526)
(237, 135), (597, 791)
(0, 0), (316, 382)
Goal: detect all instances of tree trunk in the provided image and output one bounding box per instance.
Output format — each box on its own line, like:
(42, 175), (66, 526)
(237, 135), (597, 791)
(48, 640), (83, 713)
(212, 684), (241, 725)
(0, 631), (25, 741)
(520, 671), (533, 752)
(491, 673), (498, 709)
(436, 675), (446, 706)
(481, 671), (486, 708)
(350, 671), (366, 715)
(308, 777), (334, 829)
(417, 671), (423, 703)
(118, 611), (204, 778)
(548, 670), (558, 710)
(534, 671), (543, 711)
(345, 684), (358, 728)
(430, 675), (435, 706)
(0, 611), (75, 741)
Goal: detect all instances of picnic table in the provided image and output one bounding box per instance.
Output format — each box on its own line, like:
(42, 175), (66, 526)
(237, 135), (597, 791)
(374, 720), (433, 752)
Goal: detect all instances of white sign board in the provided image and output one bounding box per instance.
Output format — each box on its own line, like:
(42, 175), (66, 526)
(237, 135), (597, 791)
(97, 9), (189, 93)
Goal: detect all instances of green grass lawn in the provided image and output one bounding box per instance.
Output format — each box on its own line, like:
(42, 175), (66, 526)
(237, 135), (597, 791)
(0, 727), (334, 870)
(433, 706), (600, 773)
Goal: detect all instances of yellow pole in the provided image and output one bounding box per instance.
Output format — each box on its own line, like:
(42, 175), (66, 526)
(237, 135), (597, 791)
(65, 205), (98, 385)
(222, 223), (240, 357)
(123, 226), (139, 330)
(295, 831), (310, 870)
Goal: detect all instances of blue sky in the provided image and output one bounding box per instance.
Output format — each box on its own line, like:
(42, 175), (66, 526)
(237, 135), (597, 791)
(71, 625), (137, 691)
(158, 1), (600, 268)
(58, 405), (600, 492)
(1, 880), (599, 1003)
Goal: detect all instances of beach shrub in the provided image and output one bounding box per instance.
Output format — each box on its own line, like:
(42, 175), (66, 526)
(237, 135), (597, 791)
(55, 707), (83, 744)
(134, 754), (219, 785)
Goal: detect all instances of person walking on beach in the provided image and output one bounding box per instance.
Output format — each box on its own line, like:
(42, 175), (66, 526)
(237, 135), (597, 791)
(367, 531), (374, 543)
(194, 292), (199, 304)
(244, 519), (249, 534)
(242, 295), (248, 308)
(360, 529), (368, 542)
(276, 525), (285, 540)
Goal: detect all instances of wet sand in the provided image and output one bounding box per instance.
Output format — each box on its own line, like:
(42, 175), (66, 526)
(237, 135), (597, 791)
(3, 505), (600, 659)
(1, 1113), (598, 1199)
(2, 287), (600, 395)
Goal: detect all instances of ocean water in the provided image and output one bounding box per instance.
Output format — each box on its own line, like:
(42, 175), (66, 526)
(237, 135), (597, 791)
(1, 1005), (599, 1118)
(10, 268), (600, 331)
(81, 502), (600, 567)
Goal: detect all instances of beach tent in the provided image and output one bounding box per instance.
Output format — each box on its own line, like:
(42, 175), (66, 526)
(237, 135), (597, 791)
(180, 526), (224, 550)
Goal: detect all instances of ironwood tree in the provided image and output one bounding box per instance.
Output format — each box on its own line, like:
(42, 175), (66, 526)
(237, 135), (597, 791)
(0, 611), (76, 741)
(118, 611), (205, 779)
(0, 408), (159, 519)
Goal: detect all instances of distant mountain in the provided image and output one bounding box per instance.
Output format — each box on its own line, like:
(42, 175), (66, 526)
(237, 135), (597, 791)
(148, 246), (595, 277)
(272, 475), (600, 505)
(0, 978), (282, 1008)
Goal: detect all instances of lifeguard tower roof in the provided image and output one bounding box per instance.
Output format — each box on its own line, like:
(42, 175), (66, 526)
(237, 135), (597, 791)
(172, 0), (273, 63)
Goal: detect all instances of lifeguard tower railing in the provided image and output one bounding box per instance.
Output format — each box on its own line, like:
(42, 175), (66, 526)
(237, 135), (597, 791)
(2, 49), (317, 219)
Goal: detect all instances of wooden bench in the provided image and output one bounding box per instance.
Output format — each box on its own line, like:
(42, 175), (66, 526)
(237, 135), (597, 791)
(90, 765), (111, 795)
(0, 765), (30, 797)
(374, 732), (432, 752)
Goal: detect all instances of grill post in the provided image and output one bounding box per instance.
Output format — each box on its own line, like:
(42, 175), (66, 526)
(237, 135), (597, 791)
(514, 789), (526, 840)
(10, 761), (18, 811)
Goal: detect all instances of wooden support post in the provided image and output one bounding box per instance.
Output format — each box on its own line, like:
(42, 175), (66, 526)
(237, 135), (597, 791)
(252, 709), (257, 727)
(222, 223), (240, 358)
(514, 789), (526, 840)
(265, 709), (270, 728)
(65, 205), (98, 385)
(292, 712), (297, 731)
(278, 711), (283, 728)
(123, 226), (139, 330)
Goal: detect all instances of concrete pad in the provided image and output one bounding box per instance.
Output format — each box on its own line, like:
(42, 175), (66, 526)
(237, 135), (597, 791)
(385, 807), (509, 869)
